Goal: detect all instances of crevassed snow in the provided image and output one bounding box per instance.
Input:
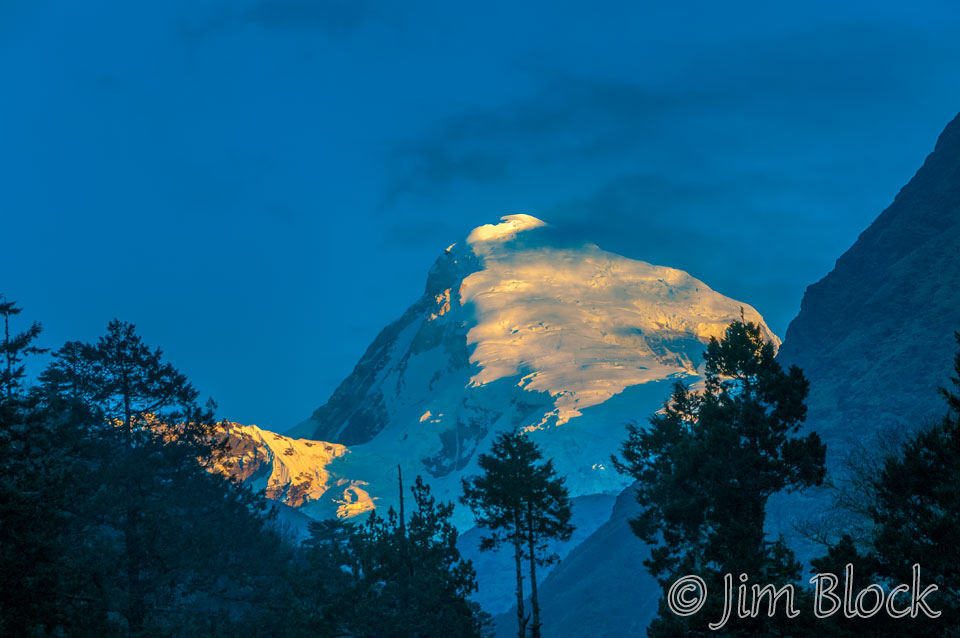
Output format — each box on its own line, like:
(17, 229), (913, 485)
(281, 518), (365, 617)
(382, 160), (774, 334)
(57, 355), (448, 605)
(460, 216), (779, 425)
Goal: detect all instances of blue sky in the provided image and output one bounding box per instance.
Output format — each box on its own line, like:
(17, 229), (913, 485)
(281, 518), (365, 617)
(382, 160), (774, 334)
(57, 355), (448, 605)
(3, 0), (960, 429)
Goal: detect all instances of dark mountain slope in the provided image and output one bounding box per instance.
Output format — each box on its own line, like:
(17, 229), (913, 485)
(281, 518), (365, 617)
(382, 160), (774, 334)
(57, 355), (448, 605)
(518, 112), (960, 637)
(779, 111), (960, 457)
(494, 483), (659, 638)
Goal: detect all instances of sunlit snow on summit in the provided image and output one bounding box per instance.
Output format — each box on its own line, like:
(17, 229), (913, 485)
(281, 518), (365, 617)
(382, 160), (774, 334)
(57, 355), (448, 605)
(459, 215), (779, 425)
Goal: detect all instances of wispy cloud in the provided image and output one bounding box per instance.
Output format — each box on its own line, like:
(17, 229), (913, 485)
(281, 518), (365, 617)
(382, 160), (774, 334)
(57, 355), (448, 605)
(537, 171), (855, 335)
(380, 20), (945, 205)
(382, 76), (720, 203)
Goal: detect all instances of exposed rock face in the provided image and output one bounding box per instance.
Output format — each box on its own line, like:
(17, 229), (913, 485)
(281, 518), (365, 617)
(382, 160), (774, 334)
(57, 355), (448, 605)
(778, 112), (960, 460)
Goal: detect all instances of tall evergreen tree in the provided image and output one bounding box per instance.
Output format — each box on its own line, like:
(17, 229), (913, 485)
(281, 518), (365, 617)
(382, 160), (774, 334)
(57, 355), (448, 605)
(36, 320), (291, 635)
(302, 474), (488, 637)
(53, 320), (216, 631)
(461, 431), (574, 638)
(826, 331), (960, 636)
(870, 332), (960, 628)
(804, 333), (960, 637)
(0, 296), (73, 635)
(2, 305), (301, 636)
(0, 294), (46, 402)
(614, 319), (826, 637)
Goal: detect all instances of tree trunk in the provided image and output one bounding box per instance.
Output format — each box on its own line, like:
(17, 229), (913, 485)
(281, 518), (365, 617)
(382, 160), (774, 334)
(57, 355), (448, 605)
(527, 506), (541, 638)
(125, 505), (145, 633)
(397, 465), (411, 627)
(3, 311), (11, 401)
(513, 525), (527, 638)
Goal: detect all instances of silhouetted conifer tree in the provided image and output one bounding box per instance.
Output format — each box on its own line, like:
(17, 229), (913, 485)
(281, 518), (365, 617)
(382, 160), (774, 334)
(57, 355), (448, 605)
(614, 319), (826, 637)
(461, 431), (574, 638)
(812, 331), (960, 637)
(32, 318), (294, 635)
(0, 294), (46, 402)
(302, 474), (489, 637)
(0, 296), (72, 635)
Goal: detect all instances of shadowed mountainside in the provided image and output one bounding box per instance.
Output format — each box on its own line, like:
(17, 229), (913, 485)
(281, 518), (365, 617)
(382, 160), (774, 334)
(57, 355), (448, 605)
(778, 111), (960, 461)
(517, 111), (960, 637)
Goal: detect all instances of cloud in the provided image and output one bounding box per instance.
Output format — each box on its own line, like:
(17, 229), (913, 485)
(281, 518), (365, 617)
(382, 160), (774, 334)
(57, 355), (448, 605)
(379, 19), (948, 204)
(381, 76), (727, 204)
(384, 144), (510, 204)
(533, 168), (879, 336)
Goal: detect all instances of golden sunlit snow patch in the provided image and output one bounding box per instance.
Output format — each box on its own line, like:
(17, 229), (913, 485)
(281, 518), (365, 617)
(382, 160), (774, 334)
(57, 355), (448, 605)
(427, 289), (452, 321)
(214, 422), (350, 508)
(459, 216), (779, 426)
(466, 214), (547, 246)
(334, 484), (376, 518)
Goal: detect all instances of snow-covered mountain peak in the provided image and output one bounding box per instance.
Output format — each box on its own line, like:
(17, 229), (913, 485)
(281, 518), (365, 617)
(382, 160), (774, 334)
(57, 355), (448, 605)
(288, 216), (779, 509)
(296, 215), (780, 442)
(224, 215), (781, 611)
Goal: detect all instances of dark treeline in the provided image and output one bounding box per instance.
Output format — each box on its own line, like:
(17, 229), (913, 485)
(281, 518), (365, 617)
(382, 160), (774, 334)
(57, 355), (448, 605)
(802, 332), (960, 637)
(616, 320), (960, 637)
(8, 293), (958, 638)
(0, 297), (492, 637)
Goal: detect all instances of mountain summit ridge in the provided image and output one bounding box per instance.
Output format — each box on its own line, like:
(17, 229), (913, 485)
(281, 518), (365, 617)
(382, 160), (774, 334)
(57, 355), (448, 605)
(293, 214), (778, 448)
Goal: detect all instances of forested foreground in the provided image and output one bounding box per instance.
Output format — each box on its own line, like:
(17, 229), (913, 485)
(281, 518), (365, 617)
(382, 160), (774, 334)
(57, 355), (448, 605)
(613, 321), (960, 637)
(4, 294), (960, 638)
(0, 298), (493, 637)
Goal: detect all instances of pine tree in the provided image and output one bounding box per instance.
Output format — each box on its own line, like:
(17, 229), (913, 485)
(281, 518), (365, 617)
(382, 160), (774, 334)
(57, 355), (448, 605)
(63, 320), (213, 631)
(303, 474), (488, 637)
(865, 331), (960, 631)
(2, 306), (298, 636)
(0, 297), (71, 635)
(38, 320), (287, 635)
(461, 431), (574, 638)
(806, 333), (960, 637)
(0, 294), (46, 402)
(614, 319), (826, 637)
